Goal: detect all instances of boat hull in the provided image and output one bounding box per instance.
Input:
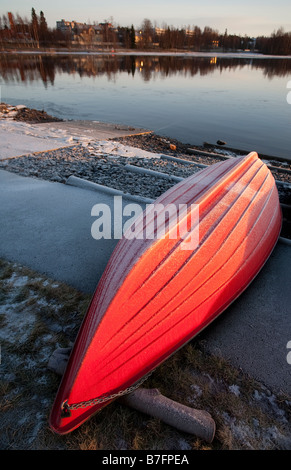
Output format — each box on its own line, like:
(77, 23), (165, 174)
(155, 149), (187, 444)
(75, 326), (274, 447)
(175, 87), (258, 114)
(50, 152), (282, 434)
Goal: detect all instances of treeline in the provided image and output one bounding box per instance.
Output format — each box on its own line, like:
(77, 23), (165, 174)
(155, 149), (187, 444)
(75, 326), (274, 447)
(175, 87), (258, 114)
(150, 25), (253, 52)
(0, 9), (291, 55)
(0, 9), (67, 47)
(256, 28), (291, 55)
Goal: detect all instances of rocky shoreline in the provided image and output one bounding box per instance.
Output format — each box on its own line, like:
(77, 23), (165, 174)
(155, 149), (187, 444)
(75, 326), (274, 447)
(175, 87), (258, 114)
(0, 102), (63, 123)
(0, 142), (201, 199)
(0, 101), (290, 204)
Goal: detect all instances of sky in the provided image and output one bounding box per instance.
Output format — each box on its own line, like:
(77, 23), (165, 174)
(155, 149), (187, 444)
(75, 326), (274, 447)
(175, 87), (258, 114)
(1, 0), (291, 37)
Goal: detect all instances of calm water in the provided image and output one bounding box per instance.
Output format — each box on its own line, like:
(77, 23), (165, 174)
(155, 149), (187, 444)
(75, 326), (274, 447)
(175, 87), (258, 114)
(1, 52), (291, 160)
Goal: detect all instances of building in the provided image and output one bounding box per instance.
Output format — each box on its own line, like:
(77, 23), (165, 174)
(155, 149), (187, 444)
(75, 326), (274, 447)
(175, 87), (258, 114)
(56, 19), (73, 34)
(56, 19), (117, 44)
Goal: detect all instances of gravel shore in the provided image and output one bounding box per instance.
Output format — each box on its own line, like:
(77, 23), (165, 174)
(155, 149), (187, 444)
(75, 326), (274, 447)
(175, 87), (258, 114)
(0, 101), (290, 205)
(0, 143), (202, 200)
(0, 134), (290, 202)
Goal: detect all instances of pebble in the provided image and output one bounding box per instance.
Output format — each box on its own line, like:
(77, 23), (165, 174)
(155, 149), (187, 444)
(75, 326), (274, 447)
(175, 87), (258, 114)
(0, 133), (290, 204)
(0, 144), (202, 200)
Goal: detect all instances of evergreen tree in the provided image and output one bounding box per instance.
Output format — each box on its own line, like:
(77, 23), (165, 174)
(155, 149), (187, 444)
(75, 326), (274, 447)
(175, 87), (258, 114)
(30, 7), (39, 47)
(130, 24), (136, 49)
(39, 10), (49, 43)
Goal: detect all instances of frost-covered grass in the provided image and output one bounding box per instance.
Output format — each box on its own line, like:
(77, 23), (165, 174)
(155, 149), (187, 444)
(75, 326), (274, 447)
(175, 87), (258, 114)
(0, 258), (290, 450)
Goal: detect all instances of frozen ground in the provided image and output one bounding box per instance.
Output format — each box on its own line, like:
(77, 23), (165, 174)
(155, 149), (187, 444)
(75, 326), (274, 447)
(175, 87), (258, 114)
(0, 118), (74, 160)
(0, 107), (158, 160)
(0, 258), (290, 450)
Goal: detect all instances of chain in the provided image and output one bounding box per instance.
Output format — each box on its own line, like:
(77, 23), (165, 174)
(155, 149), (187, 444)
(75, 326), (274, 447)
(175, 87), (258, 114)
(61, 370), (153, 415)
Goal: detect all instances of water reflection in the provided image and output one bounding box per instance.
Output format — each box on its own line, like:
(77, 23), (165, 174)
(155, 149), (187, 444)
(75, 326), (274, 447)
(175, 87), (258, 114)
(0, 53), (291, 86)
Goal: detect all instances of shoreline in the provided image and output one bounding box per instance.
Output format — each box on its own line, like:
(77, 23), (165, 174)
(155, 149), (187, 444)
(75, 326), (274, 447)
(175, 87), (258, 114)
(1, 101), (290, 195)
(1, 101), (291, 166)
(1, 49), (291, 59)
(0, 103), (290, 241)
(0, 102), (290, 201)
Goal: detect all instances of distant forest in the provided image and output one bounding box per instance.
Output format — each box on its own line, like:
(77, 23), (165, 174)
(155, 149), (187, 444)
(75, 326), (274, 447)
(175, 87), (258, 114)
(0, 8), (291, 55)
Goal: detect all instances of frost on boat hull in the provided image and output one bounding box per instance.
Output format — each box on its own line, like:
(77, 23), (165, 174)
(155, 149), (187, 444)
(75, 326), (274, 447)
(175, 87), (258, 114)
(49, 152), (282, 434)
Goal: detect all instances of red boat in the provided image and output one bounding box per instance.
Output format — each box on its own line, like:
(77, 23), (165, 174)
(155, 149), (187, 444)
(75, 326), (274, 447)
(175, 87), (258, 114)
(50, 152), (282, 434)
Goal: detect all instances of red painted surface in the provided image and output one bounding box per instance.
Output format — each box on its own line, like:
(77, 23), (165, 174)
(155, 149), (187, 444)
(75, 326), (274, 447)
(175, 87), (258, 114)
(49, 152), (282, 434)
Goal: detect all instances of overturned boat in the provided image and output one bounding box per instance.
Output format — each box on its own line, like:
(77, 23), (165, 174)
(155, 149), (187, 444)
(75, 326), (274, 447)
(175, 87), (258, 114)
(50, 152), (282, 434)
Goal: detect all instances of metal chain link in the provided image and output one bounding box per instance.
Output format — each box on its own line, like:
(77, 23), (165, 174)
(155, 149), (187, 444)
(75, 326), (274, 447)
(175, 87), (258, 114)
(62, 370), (153, 413)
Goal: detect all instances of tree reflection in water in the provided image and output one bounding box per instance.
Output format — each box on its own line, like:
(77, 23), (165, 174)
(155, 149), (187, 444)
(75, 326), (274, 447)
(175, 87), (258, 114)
(0, 53), (291, 87)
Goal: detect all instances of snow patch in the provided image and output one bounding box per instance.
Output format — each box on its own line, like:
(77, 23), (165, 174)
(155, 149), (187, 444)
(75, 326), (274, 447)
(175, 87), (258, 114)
(86, 140), (162, 159)
(0, 300), (36, 344)
(8, 273), (29, 288)
(190, 383), (203, 398)
(229, 384), (241, 396)
(0, 119), (75, 159)
(0, 118), (161, 161)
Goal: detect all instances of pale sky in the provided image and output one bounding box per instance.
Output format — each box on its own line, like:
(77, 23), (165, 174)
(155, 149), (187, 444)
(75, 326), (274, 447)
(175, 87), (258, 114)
(1, 0), (291, 37)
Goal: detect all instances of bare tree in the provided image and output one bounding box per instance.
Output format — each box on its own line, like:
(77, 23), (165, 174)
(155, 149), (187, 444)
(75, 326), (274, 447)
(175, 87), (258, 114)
(140, 18), (154, 49)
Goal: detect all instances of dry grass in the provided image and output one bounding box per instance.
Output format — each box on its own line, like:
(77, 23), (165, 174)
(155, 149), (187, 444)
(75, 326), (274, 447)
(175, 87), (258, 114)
(0, 258), (290, 450)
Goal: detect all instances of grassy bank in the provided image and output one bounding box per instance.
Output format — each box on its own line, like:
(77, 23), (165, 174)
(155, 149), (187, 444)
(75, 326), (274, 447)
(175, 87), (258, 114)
(0, 258), (290, 450)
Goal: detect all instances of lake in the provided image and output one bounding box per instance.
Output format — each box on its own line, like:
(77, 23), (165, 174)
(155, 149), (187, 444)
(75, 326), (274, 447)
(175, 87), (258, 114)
(1, 52), (291, 160)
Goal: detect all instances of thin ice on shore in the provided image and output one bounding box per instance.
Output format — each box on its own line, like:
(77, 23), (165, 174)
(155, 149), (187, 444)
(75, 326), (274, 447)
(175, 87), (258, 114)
(0, 105), (162, 161)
